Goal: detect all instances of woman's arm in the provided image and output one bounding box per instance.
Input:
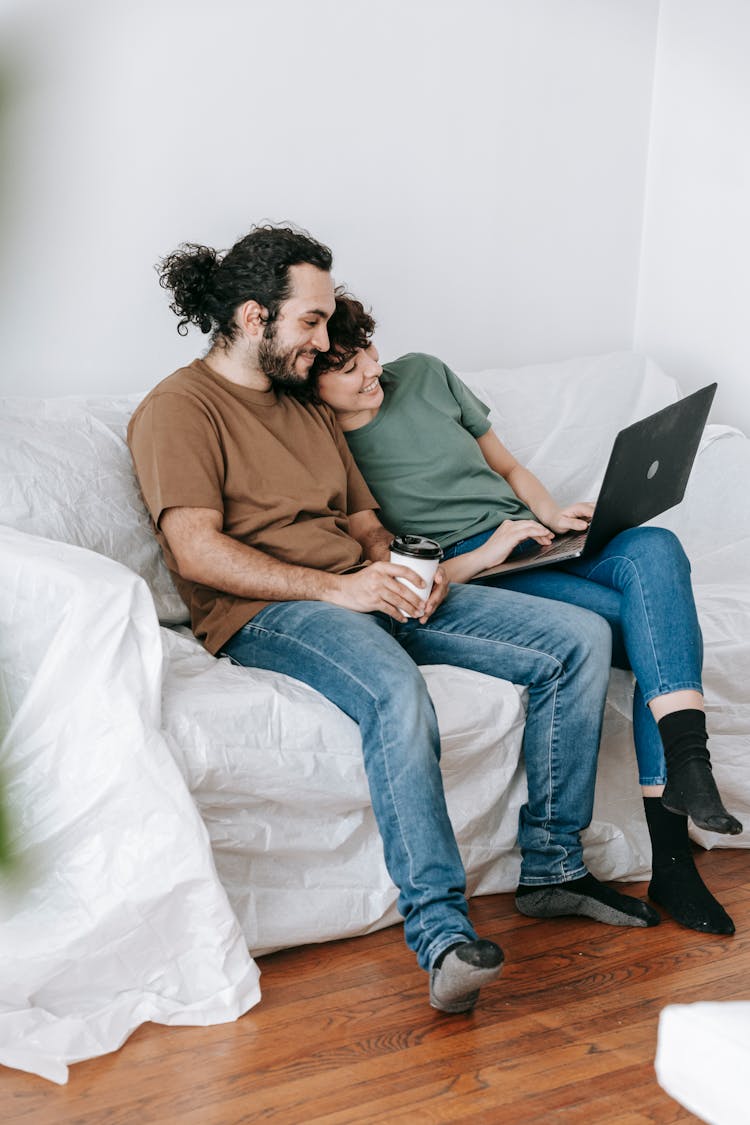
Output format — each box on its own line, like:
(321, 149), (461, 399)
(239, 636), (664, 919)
(476, 429), (593, 534)
(441, 518), (554, 583)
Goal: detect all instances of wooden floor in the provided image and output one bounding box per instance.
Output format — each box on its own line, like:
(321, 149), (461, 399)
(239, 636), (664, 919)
(6, 847), (750, 1124)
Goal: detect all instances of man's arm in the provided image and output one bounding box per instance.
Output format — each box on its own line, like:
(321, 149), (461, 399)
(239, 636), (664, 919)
(160, 506), (430, 621)
(348, 509), (393, 563)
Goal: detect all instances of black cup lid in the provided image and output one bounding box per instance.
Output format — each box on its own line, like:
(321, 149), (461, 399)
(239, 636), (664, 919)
(390, 534), (443, 560)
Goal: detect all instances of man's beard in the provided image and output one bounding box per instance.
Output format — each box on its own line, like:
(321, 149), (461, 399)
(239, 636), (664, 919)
(258, 322), (316, 399)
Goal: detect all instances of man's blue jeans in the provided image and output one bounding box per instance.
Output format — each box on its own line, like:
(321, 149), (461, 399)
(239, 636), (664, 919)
(221, 582), (611, 970)
(447, 526), (703, 787)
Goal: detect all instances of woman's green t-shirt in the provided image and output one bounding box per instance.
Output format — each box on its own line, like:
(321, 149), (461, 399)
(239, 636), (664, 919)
(343, 352), (534, 549)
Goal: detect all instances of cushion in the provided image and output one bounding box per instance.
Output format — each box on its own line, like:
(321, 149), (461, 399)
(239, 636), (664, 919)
(0, 395), (188, 625)
(460, 351), (681, 502)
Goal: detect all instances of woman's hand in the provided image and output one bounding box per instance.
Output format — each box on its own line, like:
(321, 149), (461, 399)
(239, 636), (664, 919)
(442, 519), (553, 583)
(479, 519), (555, 565)
(543, 502), (594, 534)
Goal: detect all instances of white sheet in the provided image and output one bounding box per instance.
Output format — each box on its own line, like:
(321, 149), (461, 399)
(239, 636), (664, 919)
(0, 529), (260, 1084)
(1, 351), (748, 1084)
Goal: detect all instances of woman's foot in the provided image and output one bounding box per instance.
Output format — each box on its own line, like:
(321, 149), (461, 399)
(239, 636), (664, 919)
(661, 759), (743, 835)
(649, 855), (735, 935)
(644, 796), (735, 934)
(657, 709), (743, 834)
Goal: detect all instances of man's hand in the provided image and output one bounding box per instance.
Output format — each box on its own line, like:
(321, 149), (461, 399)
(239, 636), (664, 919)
(418, 565), (450, 623)
(159, 504), (445, 622)
(329, 560), (433, 621)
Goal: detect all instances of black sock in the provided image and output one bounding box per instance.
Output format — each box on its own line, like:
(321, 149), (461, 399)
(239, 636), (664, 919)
(658, 708), (710, 771)
(658, 709), (742, 834)
(644, 796), (734, 935)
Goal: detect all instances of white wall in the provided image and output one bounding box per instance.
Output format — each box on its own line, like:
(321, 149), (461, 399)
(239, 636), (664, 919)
(0, 0), (658, 396)
(635, 0), (750, 433)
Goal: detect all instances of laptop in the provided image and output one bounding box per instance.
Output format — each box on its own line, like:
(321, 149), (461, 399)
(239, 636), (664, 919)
(473, 382), (717, 579)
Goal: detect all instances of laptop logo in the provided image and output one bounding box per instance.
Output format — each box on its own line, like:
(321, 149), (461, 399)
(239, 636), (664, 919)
(647, 460), (660, 479)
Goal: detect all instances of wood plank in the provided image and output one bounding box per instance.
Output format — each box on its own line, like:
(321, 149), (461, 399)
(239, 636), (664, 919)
(5, 847), (749, 1124)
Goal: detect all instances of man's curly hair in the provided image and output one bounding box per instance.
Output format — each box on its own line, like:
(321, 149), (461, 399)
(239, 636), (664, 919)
(157, 223), (333, 343)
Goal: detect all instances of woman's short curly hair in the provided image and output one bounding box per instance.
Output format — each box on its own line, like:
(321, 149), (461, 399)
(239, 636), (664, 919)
(157, 223), (333, 342)
(314, 291), (376, 374)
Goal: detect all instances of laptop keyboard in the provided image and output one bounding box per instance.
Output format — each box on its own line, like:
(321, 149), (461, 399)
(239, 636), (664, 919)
(535, 531), (588, 560)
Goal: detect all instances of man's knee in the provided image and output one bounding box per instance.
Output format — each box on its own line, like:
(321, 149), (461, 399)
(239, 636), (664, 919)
(559, 602), (613, 667)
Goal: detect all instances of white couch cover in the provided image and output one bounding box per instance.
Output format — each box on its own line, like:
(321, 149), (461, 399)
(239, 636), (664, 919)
(1, 351), (748, 1083)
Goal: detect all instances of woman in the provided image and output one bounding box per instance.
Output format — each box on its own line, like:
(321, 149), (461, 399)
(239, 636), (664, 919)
(313, 292), (743, 936)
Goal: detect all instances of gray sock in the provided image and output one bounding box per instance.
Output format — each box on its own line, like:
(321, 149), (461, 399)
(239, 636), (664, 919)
(429, 939), (504, 1013)
(515, 873), (659, 928)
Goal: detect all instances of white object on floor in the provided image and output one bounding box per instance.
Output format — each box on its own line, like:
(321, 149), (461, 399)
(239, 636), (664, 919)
(656, 1001), (750, 1124)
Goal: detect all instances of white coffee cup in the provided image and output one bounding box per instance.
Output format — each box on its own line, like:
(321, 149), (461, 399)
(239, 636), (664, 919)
(389, 534), (444, 605)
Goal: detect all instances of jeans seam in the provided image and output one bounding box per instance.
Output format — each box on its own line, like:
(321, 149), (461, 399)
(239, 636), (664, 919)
(237, 621), (380, 698)
(543, 678), (557, 868)
(410, 623), (589, 880)
(237, 620), (428, 942)
(518, 861), (589, 886)
(641, 680), (704, 706)
(407, 625), (566, 677)
(583, 553), (665, 694)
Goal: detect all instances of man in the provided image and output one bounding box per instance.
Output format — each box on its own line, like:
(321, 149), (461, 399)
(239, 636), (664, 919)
(128, 224), (658, 1016)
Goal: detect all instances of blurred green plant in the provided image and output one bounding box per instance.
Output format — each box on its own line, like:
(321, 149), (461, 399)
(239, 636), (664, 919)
(0, 776), (11, 871)
(0, 687), (14, 871)
(0, 48), (16, 874)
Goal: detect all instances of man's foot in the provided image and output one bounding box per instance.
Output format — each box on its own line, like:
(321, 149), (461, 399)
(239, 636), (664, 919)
(516, 872), (660, 927)
(661, 759), (743, 835)
(429, 939), (504, 1013)
(649, 856), (735, 935)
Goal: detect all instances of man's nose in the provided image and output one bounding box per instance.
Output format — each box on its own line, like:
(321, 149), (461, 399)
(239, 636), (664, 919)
(312, 325), (329, 352)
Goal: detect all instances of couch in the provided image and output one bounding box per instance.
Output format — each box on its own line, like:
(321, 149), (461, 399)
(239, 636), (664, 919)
(2, 351), (749, 1083)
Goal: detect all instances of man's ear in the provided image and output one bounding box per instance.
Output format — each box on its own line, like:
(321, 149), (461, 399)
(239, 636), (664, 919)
(236, 299), (269, 338)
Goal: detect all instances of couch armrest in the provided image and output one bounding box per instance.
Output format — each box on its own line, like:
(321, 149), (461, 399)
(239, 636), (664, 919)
(0, 525), (163, 719)
(0, 527), (259, 1084)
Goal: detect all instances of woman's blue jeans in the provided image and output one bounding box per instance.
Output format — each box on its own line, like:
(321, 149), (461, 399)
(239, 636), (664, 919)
(447, 526), (703, 787)
(221, 581), (611, 970)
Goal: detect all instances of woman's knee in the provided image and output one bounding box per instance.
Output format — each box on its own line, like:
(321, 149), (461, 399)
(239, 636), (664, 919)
(618, 526), (690, 573)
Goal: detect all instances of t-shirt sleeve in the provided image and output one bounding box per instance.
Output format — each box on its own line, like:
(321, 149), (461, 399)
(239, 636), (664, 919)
(330, 413), (379, 515)
(441, 361), (492, 438)
(128, 393), (226, 526)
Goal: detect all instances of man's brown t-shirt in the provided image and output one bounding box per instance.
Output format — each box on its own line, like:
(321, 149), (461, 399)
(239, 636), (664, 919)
(127, 359), (378, 653)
